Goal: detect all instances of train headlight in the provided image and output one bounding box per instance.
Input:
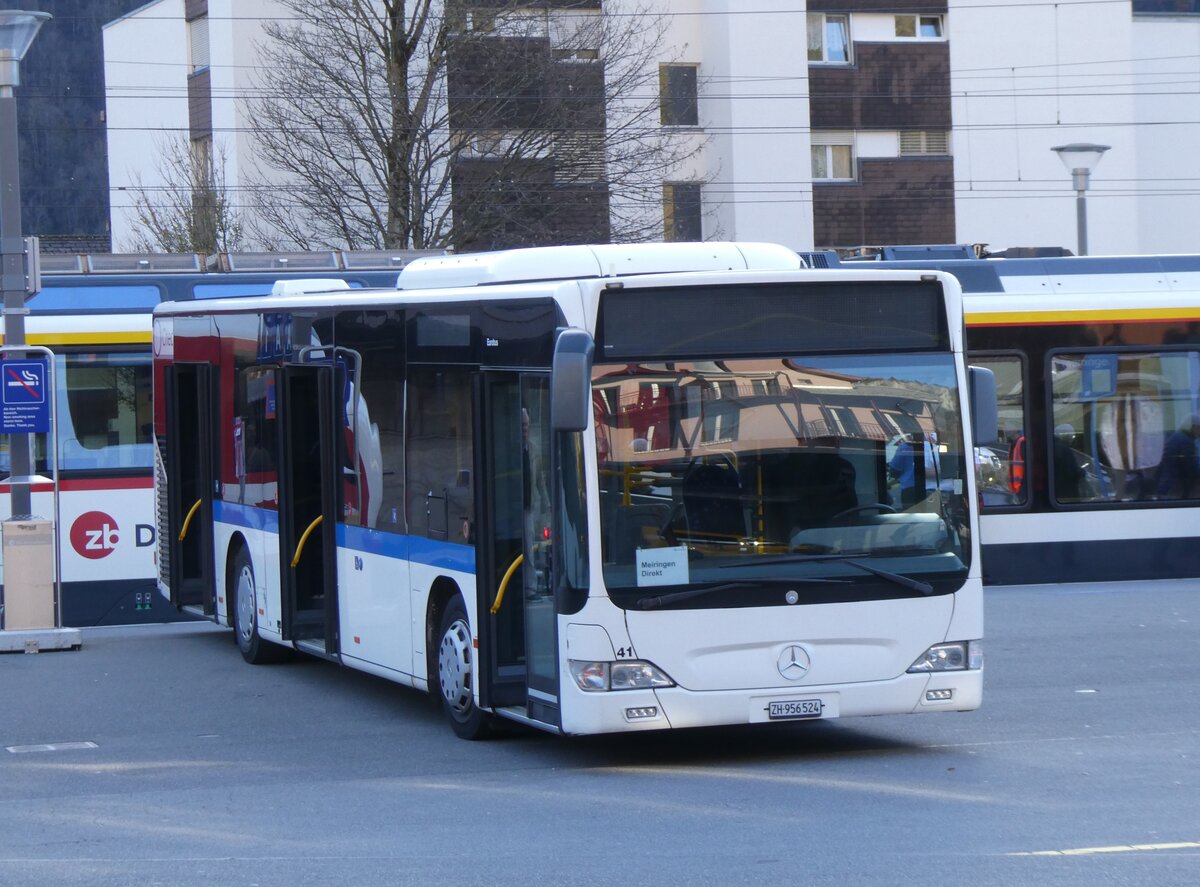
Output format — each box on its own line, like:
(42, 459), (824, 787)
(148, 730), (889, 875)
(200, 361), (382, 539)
(568, 659), (674, 692)
(907, 640), (982, 673)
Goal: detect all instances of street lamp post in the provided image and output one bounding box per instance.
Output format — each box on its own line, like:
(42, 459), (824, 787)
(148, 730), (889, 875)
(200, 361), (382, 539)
(0, 9), (49, 518)
(1051, 142), (1110, 257)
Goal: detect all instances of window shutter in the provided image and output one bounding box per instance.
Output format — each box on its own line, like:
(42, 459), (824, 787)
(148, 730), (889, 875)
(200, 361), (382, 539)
(188, 17), (209, 72)
(899, 131), (949, 155)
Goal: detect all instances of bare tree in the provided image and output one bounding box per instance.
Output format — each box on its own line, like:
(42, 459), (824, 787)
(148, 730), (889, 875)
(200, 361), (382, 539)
(245, 0), (707, 252)
(125, 136), (245, 254)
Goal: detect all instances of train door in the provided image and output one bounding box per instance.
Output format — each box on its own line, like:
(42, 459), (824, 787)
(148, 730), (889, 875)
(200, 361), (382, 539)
(478, 372), (558, 726)
(277, 364), (340, 654)
(164, 363), (215, 613)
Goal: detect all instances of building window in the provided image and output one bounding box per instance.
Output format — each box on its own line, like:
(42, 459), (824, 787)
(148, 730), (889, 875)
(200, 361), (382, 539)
(807, 14), (851, 64)
(1134, 0), (1200, 12)
(553, 48), (599, 61)
(659, 65), (699, 127)
(664, 182), (702, 241)
(811, 134), (855, 181)
(894, 15), (944, 38)
(899, 131), (950, 155)
(550, 8), (600, 60)
(187, 15), (209, 73)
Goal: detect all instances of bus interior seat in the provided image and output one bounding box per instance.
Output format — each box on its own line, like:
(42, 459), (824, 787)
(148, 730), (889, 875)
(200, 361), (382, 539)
(681, 461), (745, 538)
(786, 453), (858, 530)
(612, 502), (671, 558)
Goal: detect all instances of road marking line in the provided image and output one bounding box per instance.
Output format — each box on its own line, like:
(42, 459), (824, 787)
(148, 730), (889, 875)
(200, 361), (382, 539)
(5, 741), (98, 754)
(1010, 840), (1200, 856)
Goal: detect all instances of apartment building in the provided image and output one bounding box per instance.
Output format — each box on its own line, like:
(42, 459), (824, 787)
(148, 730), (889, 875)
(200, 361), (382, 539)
(11, 0), (147, 252)
(101, 1), (1200, 254)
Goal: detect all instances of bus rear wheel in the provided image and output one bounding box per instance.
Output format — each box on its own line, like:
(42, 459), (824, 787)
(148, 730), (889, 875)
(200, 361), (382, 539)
(437, 598), (492, 740)
(230, 548), (282, 665)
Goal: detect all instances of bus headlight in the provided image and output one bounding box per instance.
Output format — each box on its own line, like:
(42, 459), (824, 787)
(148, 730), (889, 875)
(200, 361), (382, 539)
(907, 641), (982, 673)
(568, 659), (675, 692)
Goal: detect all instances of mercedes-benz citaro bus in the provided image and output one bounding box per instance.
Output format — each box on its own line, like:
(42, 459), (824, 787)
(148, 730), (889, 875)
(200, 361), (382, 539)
(152, 242), (997, 739)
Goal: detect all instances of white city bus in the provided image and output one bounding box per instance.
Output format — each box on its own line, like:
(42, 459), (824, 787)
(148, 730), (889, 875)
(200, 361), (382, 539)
(152, 243), (995, 738)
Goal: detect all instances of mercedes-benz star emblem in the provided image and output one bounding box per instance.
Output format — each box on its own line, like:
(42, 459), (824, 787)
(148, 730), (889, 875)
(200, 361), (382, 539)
(777, 645), (810, 680)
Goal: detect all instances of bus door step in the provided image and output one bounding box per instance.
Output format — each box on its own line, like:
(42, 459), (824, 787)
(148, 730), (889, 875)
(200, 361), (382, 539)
(494, 705), (561, 735)
(294, 638), (338, 662)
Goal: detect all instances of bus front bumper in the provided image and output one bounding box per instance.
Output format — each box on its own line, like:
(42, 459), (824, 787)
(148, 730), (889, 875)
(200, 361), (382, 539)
(559, 669), (982, 736)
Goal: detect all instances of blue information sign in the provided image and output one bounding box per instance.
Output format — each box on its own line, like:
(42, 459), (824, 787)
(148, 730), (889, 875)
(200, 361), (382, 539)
(1081, 354), (1118, 400)
(1, 358), (51, 433)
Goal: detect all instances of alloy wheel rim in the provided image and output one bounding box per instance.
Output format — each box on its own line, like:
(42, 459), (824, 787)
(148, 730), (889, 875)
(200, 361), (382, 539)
(236, 566), (255, 645)
(438, 618), (473, 715)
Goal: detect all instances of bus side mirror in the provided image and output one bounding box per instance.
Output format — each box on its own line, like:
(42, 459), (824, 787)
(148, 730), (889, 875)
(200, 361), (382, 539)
(968, 365), (999, 446)
(551, 328), (594, 432)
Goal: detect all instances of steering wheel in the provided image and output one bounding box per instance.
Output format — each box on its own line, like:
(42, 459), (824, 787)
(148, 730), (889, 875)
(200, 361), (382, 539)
(828, 503), (898, 525)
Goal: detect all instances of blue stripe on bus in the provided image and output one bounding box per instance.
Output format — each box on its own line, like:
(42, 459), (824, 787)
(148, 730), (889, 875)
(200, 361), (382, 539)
(215, 502), (475, 573)
(214, 500), (279, 532)
(338, 524), (474, 571)
(408, 535), (475, 572)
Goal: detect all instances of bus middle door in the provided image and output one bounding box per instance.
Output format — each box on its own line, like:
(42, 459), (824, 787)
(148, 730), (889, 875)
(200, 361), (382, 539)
(479, 373), (558, 727)
(164, 362), (215, 614)
(277, 362), (340, 654)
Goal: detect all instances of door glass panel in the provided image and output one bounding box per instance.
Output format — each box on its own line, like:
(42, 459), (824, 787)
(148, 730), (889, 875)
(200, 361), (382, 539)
(487, 378), (525, 672)
(522, 376), (556, 694)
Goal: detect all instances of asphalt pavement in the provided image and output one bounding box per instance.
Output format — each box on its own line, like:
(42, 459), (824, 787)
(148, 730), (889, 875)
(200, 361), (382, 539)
(2, 579), (1199, 886)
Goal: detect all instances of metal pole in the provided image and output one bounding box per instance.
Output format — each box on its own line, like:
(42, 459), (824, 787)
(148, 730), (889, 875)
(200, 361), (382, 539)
(0, 88), (31, 517)
(1070, 167), (1091, 258)
(1075, 189), (1088, 257)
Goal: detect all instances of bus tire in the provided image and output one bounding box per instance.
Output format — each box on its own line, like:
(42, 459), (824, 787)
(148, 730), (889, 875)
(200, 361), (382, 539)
(436, 597), (492, 740)
(230, 547), (282, 665)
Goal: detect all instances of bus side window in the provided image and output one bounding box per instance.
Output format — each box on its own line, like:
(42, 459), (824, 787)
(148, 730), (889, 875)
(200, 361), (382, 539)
(336, 309), (406, 531)
(235, 366), (278, 508)
(407, 367), (474, 543)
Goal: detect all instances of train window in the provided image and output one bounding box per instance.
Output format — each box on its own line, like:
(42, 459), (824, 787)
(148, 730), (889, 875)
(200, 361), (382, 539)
(1050, 350), (1200, 503)
(29, 285), (161, 311)
(971, 355), (1027, 507)
(56, 352), (153, 471)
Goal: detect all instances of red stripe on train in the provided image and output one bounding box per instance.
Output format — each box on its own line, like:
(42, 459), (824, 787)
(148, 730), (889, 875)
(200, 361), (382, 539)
(0, 476), (154, 493)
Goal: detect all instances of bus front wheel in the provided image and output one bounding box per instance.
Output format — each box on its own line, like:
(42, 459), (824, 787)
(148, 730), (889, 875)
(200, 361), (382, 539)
(436, 598), (492, 740)
(230, 548), (283, 665)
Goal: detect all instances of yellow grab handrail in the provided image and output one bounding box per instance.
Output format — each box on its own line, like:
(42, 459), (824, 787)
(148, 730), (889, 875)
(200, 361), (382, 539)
(290, 515), (324, 568)
(178, 499), (202, 542)
(489, 553), (525, 615)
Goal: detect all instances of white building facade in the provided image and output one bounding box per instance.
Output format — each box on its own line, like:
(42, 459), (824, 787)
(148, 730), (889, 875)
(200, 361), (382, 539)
(104, 0), (273, 251)
(103, 0), (1200, 255)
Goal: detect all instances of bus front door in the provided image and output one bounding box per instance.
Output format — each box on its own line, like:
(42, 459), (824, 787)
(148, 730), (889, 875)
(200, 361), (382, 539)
(164, 363), (215, 614)
(479, 373), (559, 727)
(277, 364), (339, 653)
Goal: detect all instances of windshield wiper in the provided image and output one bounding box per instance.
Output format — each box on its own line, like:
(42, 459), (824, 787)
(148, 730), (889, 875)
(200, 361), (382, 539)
(721, 553), (935, 596)
(633, 578), (848, 610)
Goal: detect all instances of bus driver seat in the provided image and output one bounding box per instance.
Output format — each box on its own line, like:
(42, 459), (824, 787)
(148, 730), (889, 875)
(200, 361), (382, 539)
(681, 461), (745, 540)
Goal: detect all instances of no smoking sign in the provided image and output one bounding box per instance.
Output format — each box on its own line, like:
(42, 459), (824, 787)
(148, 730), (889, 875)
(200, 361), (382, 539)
(0, 358), (50, 433)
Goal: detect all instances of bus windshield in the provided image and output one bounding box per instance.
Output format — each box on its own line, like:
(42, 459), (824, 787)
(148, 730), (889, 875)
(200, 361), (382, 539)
(593, 354), (970, 605)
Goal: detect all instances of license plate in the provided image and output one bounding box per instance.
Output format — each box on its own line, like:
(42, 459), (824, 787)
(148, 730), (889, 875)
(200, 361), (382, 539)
(767, 698), (824, 720)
